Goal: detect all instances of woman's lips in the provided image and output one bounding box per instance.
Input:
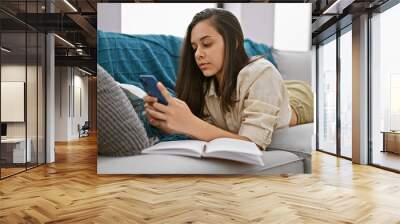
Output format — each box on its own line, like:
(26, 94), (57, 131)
(199, 63), (210, 69)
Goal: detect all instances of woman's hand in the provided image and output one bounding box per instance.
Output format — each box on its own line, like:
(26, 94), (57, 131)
(143, 83), (252, 143)
(144, 82), (197, 135)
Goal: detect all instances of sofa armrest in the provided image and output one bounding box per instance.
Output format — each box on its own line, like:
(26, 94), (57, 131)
(267, 123), (314, 173)
(269, 123), (314, 155)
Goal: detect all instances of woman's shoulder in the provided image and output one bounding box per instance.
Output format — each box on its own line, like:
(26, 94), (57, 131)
(245, 56), (273, 69)
(237, 57), (282, 86)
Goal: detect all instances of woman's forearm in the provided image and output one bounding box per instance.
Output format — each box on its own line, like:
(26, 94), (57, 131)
(185, 116), (250, 142)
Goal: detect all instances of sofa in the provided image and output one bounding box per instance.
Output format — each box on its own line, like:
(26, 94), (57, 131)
(97, 31), (314, 174)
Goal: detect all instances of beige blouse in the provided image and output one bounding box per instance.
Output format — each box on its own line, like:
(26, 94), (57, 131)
(203, 58), (291, 150)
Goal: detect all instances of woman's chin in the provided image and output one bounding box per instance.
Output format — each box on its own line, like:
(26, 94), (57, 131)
(202, 71), (215, 77)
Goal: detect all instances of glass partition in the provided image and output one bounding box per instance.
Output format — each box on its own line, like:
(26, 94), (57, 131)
(37, 32), (45, 165)
(0, 1), (46, 179)
(339, 29), (352, 158)
(27, 31), (38, 169)
(1, 30), (28, 178)
(317, 37), (337, 155)
(370, 3), (400, 171)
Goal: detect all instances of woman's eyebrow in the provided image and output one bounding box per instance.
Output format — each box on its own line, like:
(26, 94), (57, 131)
(191, 35), (212, 45)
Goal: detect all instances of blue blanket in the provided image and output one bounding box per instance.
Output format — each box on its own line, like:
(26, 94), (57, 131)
(98, 30), (277, 142)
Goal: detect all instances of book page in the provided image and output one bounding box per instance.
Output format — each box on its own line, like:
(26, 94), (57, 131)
(206, 138), (262, 156)
(142, 140), (206, 155)
(205, 151), (264, 166)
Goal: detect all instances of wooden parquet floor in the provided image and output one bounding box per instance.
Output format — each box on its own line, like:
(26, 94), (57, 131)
(1, 134), (400, 224)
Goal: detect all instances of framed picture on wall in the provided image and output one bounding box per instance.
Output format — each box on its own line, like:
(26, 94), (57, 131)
(1, 81), (25, 122)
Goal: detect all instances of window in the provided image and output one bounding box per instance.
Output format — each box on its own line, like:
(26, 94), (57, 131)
(0, 1), (47, 179)
(317, 37), (337, 154)
(390, 75), (400, 130)
(370, 2), (400, 171)
(316, 23), (353, 159)
(340, 28), (352, 158)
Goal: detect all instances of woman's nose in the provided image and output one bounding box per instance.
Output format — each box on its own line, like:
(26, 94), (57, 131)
(195, 48), (204, 60)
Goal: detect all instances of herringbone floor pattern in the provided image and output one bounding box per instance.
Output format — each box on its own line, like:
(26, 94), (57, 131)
(1, 134), (400, 223)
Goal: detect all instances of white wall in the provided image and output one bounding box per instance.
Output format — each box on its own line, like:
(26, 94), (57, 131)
(121, 3), (216, 37)
(72, 74), (89, 138)
(225, 3), (275, 46)
(1, 65), (27, 140)
(225, 3), (311, 50)
(1, 65), (37, 137)
(1, 64), (46, 164)
(223, 3), (241, 21)
(55, 67), (89, 141)
(55, 67), (69, 141)
(1, 82), (24, 122)
(98, 3), (216, 36)
(97, 3), (122, 33)
(1, 64), (26, 81)
(97, 3), (310, 51)
(273, 3), (311, 52)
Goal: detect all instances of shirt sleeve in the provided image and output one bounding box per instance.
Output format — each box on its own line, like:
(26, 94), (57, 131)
(202, 103), (215, 125)
(238, 66), (286, 150)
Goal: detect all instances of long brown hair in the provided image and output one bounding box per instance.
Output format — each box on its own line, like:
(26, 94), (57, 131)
(175, 8), (249, 117)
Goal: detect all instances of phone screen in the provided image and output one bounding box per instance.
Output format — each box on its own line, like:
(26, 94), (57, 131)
(139, 75), (168, 105)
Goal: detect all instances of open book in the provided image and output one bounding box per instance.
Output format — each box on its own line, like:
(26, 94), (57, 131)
(142, 138), (264, 166)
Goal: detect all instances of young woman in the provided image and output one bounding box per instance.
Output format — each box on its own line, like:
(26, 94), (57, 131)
(144, 8), (313, 150)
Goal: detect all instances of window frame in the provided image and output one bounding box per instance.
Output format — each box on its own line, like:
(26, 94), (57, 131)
(368, 0), (400, 173)
(315, 23), (353, 161)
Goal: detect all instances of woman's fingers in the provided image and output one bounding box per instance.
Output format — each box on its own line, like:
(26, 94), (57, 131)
(146, 108), (167, 121)
(144, 103), (156, 111)
(149, 117), (161, 127)
(175, 98), (186, 105)
(153, 102), (169, 113)
(149, 119), (171, 134)
(145, 100), (167, 115)
(143, 95), (157, 103)
(157, 82), (173, 104)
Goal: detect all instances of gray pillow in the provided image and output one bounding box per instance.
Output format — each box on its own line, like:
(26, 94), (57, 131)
(120, 87), (145, 116)
(97, 65), (150, 156)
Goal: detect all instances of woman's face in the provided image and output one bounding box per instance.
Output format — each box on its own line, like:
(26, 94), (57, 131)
(190, 20), (225, 78)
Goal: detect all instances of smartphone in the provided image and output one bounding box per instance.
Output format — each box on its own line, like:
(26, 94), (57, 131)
(139, 75), (168, 105)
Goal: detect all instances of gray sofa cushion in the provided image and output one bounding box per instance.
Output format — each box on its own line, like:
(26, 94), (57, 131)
(97, 150), (303, 175)
(272, 49), (312, 83)
(268, 123), (313, 173)
(97, 65), (150, 156)
(97, 124), (314, 174)
(269, 123), (313, 154)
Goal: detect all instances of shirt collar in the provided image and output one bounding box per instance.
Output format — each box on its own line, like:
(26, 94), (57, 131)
(207, 78), (218, 98)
